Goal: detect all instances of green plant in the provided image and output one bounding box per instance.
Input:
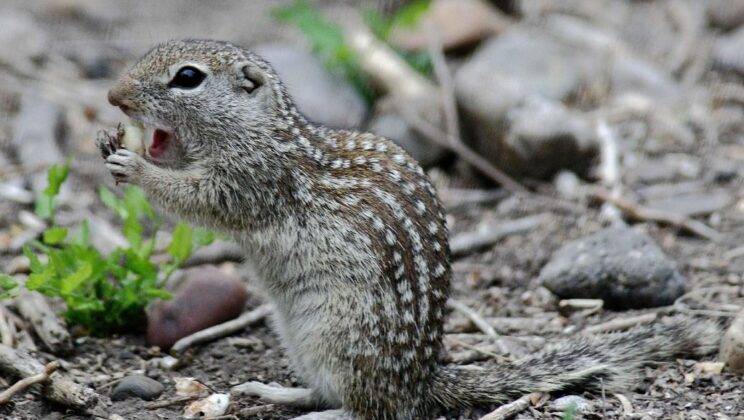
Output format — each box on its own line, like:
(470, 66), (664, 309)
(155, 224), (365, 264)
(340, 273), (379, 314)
(364, 0), (434, 76)
(273, 0), (374, 102)
(272, 0), (433, 102)
(2, 162), (215, 336)
(562, 403), (577, 420)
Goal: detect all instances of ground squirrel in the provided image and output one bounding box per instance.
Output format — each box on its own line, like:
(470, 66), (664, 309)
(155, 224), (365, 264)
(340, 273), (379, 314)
(97, 39), (720, 419)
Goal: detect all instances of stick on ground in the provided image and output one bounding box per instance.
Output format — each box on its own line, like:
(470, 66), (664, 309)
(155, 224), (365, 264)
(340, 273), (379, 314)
(12, 291), (72, 354)
(0, 361), (59, 404)
(590, 190), (722, 242)
(450, 214), (548, 257)
(0, 344), (97, 409)
(171, 304), (271, 355)
(479, 393), (541, 420)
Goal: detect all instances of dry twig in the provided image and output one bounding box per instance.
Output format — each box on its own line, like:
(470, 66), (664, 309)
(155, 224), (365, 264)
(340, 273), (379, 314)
(480, 393), (542, 420)
(0, 344), (97, 409)
(583, 313), (657, 335)
(171, 304), (271, 355)
(590, 190), (722, 242)
(12, 291), (72, 354)
(145, 393), (207, 410)
(450, 214), (548, 257)
(0, 361), (59, 404)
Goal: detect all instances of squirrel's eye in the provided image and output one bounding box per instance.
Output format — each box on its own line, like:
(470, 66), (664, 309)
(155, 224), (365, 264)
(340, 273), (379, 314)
(168, 66), (206, 89)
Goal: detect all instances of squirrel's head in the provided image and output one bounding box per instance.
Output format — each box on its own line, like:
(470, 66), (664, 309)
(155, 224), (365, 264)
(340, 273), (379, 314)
(108, 39), (292, 166)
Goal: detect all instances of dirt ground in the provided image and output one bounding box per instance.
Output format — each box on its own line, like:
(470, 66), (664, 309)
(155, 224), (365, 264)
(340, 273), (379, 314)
(1, 0), (743, 419)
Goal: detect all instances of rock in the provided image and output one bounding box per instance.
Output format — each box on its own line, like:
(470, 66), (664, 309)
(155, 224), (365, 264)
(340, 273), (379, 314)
(551, 395), (593, 414)
(500, 97), (598, 178)
(610, 53), (682, 104)
(554, 170), (581, 200)
(174, 377), (209, 397)
(12, 92), (66, 195)
(539, 226), (686, 309)
(367, 111), (446, 167)
(111, 375), (164, 401)
(456, 27), (600, 103)
(714, 25), (744, 76)
(390, 0), (511, 52)
(146, 266), (248, 350)
(184, 393), (230, 418)
(0, 10), (47, 73)
(707, 0), (744, 31)
(628, 155), (701, 184)
(462, 95), (597, 179)
(455, 28), (603, 178)
(720, 309), (744, 374)
(254, 44), (367, 129)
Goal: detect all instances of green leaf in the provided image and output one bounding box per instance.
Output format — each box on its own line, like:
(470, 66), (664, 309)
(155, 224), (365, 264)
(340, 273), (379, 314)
(193, 228), (217, 247)
(26, 268), (55, 292)
(70, 220), (90, 247)
(124, 187), (157, 223)
(23, 246), (43, 272)
(43, 163), (70, 197)
(122, 217), (143, 248)
(60, 262), (93, 295)
(0, 274), (18, 292)
(167, 222), (193, 263)
(144, 288), (172, 300)
(43, 227), (68, 245)
(99, 186), (126, 220)
(390, 0), (431, 28)
(35, 194), (54, 220)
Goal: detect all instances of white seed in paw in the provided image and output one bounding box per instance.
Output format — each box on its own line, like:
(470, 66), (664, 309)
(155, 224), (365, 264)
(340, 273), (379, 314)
(122, 122), (145, 155)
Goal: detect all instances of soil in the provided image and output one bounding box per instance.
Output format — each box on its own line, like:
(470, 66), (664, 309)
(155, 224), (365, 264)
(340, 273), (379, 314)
(0, 1), (743, 419)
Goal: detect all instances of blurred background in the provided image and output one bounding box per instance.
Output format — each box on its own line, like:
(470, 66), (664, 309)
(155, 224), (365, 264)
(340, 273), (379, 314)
(1, 0), (744, 418)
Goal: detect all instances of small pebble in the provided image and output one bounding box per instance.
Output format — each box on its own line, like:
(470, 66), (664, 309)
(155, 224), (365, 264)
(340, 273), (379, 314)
(175, 377), (209, 397)
(551, 395), (593, 413)
(184, 393), (230, 418)
(110, 375), (164, 401)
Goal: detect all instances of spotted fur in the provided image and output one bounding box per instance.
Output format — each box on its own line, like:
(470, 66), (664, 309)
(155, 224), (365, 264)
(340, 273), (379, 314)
(99, 39), (720, 420)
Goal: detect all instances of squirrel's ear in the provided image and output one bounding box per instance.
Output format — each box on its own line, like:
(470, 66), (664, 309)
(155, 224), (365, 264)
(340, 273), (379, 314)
(239, 62), (268, 94)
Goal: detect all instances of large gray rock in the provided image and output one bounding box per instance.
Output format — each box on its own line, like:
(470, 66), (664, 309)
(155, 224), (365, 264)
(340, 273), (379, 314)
(254, 44), (368, 129)
(459, 93), (598, 179)
(544, 15), (682, 104)
(539, 226), (686, 309)
(456, 28), (600, 104)
(367, 112), (446, 167)
(499, 97), (598, 178)
(13, 92), (66, 194)
(455, 28), (602, 178)
(714, 26), (744, 76)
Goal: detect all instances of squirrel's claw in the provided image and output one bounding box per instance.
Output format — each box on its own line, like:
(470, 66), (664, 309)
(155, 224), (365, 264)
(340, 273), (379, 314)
(105, 149), (144, 185)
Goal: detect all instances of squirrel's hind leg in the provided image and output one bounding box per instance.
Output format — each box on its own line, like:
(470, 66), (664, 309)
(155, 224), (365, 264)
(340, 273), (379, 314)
(291, 409), (355, 419)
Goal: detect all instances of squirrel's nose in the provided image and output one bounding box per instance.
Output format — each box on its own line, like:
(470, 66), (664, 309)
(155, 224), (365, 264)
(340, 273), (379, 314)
(107, 80), (135, 111)
(107, 85), (126, 108)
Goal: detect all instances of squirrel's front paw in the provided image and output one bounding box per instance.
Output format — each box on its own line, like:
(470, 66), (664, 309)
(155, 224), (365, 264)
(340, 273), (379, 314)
(105, 149), (145, 185)
(95, 126), (124, 160)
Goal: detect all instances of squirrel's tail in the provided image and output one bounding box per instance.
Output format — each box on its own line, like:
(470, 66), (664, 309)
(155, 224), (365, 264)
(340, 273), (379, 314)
(429, 318), (720, 410)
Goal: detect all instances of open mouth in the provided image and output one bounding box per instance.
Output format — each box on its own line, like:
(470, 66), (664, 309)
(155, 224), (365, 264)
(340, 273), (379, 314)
(127, 119), (179, 163)
(148, 127), (172, 159)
